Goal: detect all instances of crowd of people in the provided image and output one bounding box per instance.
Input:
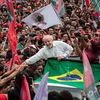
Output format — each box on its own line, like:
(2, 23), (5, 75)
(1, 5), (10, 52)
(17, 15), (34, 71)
(0, 0), (100, 99)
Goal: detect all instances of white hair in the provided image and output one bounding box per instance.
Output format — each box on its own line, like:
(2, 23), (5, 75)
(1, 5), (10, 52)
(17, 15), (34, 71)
(43, 35), (53, 41)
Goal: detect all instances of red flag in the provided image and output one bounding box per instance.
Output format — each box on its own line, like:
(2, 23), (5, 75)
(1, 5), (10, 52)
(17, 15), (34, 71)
(6, 0), (16, 23)
(82, 50), (94, 91)
(7, 21), (17, 55)
(20, 75), (31, 100)
(7, 21), (21, 70)
(0, 0), (5, 5)
(56, 0), (62, 14)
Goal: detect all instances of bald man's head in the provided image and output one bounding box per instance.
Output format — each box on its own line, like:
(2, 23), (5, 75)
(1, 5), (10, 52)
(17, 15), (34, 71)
(43, 35), (53, 48)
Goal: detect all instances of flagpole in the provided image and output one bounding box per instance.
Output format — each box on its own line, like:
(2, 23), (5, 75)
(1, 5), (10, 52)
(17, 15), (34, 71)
(10, 53), (15, 70)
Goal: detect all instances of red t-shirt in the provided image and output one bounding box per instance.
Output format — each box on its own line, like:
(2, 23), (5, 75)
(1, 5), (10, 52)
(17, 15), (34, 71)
(85, 39), (100, 61)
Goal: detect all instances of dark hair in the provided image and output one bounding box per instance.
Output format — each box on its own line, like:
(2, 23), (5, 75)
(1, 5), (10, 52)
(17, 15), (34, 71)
(48, 91), (61, 100)
(29, 32), (36, 37)
(7, 71), (35, 100)
(22, 48), (30, 59)
(73, 97), (80, 100)
(74, 32), (81, 37)
(60, 90), (73, 100)
(5, 50), (12, 61)
(0, 63), (4, 71)
(82, 96), (89, 100)
(18, 35), (25, 42)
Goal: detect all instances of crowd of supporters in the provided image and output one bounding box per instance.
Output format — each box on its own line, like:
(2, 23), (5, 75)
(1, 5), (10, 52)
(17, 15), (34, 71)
(0, 0), (100, 100)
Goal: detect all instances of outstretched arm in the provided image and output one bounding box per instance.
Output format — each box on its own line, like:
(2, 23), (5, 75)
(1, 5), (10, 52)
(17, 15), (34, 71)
(0, 63), (27, 87)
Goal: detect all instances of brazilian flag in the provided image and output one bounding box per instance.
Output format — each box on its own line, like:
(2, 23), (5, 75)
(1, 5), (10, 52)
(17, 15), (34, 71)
(35, 58), (100, 89)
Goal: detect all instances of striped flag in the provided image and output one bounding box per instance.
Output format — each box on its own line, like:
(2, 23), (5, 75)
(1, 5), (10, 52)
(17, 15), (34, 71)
(50, 0), (65, 17)
(44, 0), (65, 17)
(82, 50), (100, 100)
(7, 21), (21, 70)
(92, 0), (100, 14)
(20, 75), (31, 100)
(56, 0), (62, 14)
(6, 0), (20, 70)
(34, 72), (49, 100)
(6, 0), (16, 23)
(82, 0), (85, 9)
(81, 0), (91, 9)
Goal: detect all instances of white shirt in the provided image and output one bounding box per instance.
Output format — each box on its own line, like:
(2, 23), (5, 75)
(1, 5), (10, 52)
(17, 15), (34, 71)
(25, 41), (73, 64)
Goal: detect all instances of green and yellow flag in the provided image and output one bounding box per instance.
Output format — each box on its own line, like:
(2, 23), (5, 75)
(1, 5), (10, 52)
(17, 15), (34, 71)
(35, 58), (100, 89)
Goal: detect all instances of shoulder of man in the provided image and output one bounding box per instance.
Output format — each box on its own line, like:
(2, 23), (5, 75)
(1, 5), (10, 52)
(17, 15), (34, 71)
(53, 40), (63, 44)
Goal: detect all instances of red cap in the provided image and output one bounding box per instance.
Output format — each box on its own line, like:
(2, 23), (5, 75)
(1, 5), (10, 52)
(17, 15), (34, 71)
(17, 5), (22, 9)
(16, 23), (23, 28)
(92, 11), (99, 17)
(3, 23), (8, 27)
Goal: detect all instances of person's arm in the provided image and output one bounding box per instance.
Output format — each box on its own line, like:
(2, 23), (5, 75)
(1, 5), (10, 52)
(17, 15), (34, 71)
(0, 68), (16, 79)
(61, 41), (73, 57)
(0, 64), (26, 87)
(57, 41), (73, 60)
(74, 38), (82, 57)
(0, 49), (45, 86)
(25, 48), (45, 65)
